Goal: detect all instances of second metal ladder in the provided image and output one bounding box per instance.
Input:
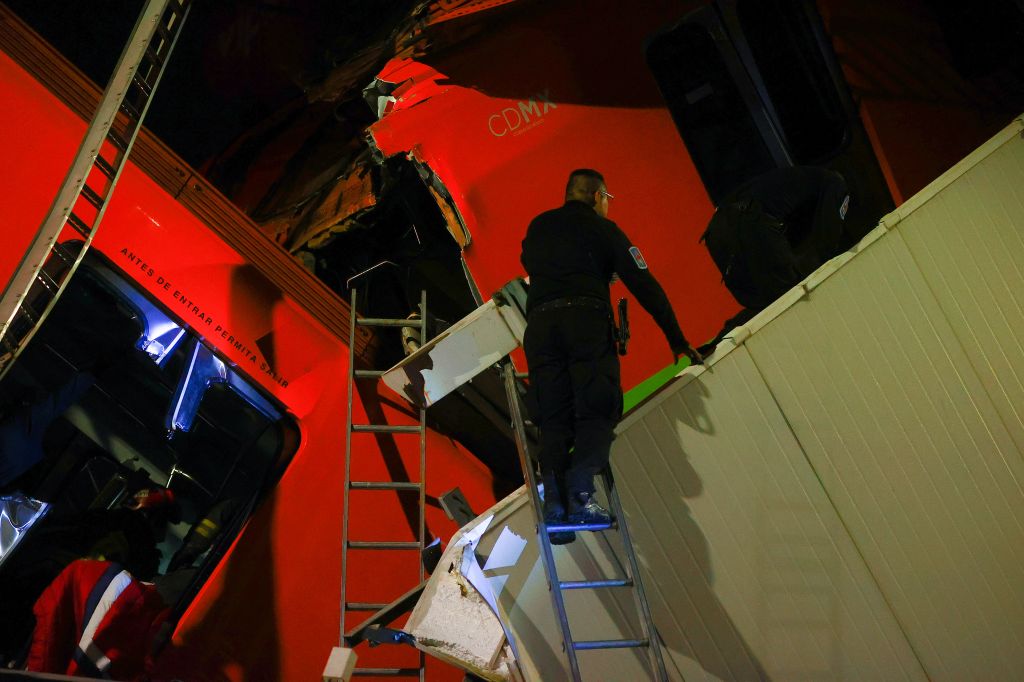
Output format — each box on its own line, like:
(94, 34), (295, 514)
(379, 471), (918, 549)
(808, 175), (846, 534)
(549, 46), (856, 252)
(342, 289), (428, 679)
(0, 0), (190, 379)
(501, 362), (669, 681)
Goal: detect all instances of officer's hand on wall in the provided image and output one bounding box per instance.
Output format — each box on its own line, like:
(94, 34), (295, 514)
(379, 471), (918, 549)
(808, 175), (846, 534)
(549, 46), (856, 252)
(684, 344), (704, 366)
(672, 343), (704, 367)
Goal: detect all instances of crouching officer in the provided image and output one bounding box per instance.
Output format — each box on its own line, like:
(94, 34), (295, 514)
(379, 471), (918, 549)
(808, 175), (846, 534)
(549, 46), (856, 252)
(699, 166), (850, 353)
(521, 168), (701, 543)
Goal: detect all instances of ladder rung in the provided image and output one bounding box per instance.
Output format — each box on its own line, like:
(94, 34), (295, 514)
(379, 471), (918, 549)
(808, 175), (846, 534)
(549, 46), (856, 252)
(51, 243), (76, 265)
(353, 369), (385, 379)
(80, 184), (104, 210)
(94, 155), (117, 180)
(346, 602), (388, 611)
(547, 521), (616, 533)
(356, 318), (417, 328)
(348, 541), (421, 550)
(351, 424), (420, 434)
(560, 578), (632, 590)
(143, 44), (166, 70)
(66, 212), (92, 238)
(132, 72), (155, 97)
(154, 21), (173, 46)
(35, 271), (58, 294)
(120, 99), (142, 121)
(350, 481), (421, 491)
(352, 669), (422, 677)
(574, 638), (648, 651)
(107, 128), (129, 152)
(17, 304), (38, 324)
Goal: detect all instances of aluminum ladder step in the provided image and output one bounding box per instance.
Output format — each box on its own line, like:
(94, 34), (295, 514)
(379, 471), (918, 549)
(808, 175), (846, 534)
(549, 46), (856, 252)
(350, 481), (421, 491)
(575, 638), (650, 651)
(352, 668), (422, 677)
(347, 541), (422, 550)
(351, 424), (420, 434)
(356, 317), (418, 328)
(560, 578), (632, 590)
(548, 521), (616, 533)
(346, 602), (388, 611)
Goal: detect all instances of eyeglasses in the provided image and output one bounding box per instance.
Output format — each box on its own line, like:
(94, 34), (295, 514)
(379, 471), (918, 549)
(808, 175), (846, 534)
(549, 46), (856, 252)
(599, 189), (615, 200)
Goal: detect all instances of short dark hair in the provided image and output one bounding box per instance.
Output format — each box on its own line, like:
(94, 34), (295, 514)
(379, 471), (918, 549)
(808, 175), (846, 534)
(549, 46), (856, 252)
(565, 168), (605, 206)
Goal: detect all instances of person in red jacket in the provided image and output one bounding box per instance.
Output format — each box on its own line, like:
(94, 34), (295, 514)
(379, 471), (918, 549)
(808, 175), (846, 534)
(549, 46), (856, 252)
(26, 559), (169, 679)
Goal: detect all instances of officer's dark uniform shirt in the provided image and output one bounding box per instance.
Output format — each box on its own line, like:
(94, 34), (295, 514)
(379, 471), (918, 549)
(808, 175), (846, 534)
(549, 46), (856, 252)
(520, 200), (688, 351)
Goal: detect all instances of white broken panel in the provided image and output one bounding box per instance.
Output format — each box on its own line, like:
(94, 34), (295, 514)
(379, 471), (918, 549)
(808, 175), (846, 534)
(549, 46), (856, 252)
(408, 545), (515, 681)
(382, 297), (525, 407)
(409, 486), (657, 682)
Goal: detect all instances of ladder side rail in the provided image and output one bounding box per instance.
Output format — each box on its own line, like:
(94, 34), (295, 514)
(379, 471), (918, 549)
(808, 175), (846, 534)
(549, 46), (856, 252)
(0, 0), (188, 377)
(341, 288), (359, 644)
(501, 362), (582, 681)
(417, 290), (427, 682)
(344, 291), (427, 679)
(602, 468), (669, 680)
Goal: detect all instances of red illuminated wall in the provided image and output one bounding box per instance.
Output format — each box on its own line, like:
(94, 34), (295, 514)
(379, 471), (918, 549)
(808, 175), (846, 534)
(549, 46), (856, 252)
(0, 20), (495, 681)
(369, 0), (736, 391)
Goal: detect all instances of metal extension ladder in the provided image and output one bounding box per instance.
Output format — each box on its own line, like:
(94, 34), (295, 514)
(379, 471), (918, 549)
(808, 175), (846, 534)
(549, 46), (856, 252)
(342, 289), (428, 679)
(0, 0), (191, 380)
(501, 362), (669, 682)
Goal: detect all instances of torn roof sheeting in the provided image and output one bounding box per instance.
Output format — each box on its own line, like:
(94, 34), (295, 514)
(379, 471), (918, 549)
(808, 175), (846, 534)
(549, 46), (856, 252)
(271, 163), (378, 252)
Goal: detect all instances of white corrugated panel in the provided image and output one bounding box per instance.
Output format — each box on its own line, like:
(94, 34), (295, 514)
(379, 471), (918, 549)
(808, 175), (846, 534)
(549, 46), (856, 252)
(614, 348), (926, 681)
(612, 116), (1024, 681)
(894, 127), (1024, 455)
(747, 226), (1024, 680)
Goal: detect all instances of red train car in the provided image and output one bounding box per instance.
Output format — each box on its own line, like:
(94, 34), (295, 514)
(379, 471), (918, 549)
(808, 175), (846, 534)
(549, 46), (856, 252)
(211, 0), (1019, 399)
(0, 6), (498, 680)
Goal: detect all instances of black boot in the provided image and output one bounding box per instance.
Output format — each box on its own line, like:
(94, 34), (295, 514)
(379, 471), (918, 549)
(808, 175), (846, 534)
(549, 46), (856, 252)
(568, 491), (611, 525)
(541, 484), (576, 545)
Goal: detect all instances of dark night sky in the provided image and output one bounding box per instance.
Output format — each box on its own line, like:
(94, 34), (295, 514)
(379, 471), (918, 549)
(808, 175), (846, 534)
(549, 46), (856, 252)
(7, 0), (414, 168)
(10, 0), (1022, 172)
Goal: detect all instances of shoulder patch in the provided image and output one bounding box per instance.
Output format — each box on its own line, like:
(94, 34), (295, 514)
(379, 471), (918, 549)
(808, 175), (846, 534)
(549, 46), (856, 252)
(628, 246), (648, 270)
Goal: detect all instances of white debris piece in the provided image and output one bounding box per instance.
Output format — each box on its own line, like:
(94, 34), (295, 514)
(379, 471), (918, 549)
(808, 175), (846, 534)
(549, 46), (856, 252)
(322, 646), (356, 682)
(409, 545), (510, 680)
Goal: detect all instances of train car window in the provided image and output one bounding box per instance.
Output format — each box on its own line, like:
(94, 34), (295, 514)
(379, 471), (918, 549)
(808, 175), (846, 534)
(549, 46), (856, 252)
(0, 251), (298, 664)
(736, 0), (849, 164)
(646, 21), (777, 204)
(647, 2), (852, 201)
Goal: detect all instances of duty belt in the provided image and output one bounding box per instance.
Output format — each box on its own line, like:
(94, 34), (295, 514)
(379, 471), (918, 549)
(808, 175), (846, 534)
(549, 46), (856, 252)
(530, 296), (609, 315)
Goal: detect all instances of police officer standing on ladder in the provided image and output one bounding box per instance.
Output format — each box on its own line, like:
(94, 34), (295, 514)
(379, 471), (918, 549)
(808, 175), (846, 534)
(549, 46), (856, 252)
(521, 168), (702, 544)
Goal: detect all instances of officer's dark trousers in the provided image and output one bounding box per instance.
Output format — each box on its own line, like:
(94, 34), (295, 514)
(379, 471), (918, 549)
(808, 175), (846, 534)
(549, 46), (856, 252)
(704, 203), (801, 311)
(523, 305), (622, 500)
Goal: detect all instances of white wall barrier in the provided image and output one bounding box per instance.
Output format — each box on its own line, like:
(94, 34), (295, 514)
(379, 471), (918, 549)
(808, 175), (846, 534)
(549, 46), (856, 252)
(613, 115), (1024, 681)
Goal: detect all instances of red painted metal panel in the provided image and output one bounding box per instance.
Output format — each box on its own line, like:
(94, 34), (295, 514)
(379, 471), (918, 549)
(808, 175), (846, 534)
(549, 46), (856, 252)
(0, 39), (494, 682)
(369, 1), (739, 390)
